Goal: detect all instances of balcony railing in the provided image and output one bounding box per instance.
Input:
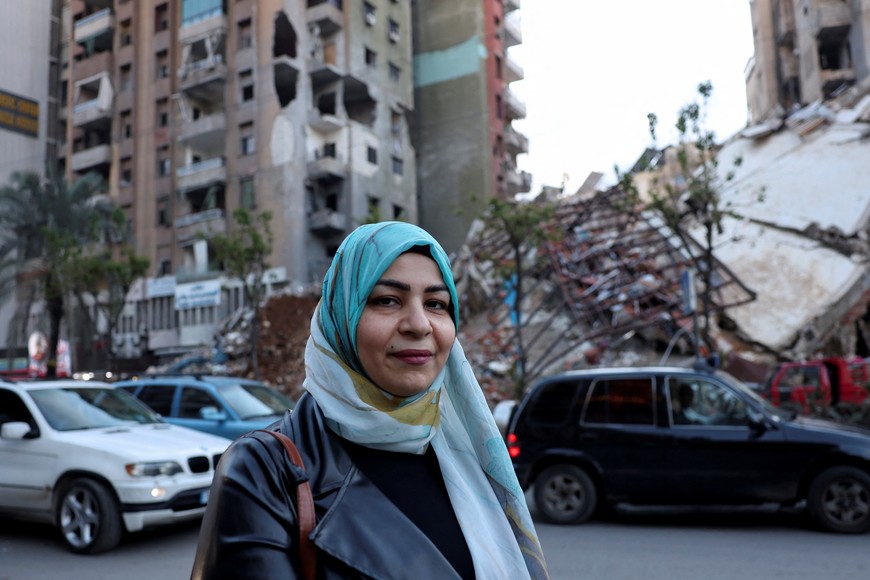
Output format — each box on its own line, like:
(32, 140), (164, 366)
(307, 0), (344, 36)
(309, 208), (348, 236)
(307, 109), (345, 133)
(71, 143), (111, 172)
(505, 88), (527, 120)
(177, 111), (226, 147)
(505, 56), (524, 84)
(74, 7), (114, 47)
(503, 17), (522, 47)
(177, 157), (227, 192)
(175, 208), (226, 244)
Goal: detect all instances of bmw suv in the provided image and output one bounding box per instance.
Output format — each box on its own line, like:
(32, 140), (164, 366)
(506, 365), (870, 533)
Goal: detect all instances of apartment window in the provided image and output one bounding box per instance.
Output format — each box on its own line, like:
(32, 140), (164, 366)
(156, 98), (169, 128)
(157, 197), (170, 226)
(159, 259), (172, 276)
(120, 64), (133, 91)
(120, 110), (132, 139)
(367, 146), (377, 164)
(120, 19), (132, 46)
(393, 204), (404, 219)
(363, 2), (376, 26)
(391, 156), (403, 176)
(237, 18), (252, 50)
(240, 176), (255, 209)
(155, 3), (169, 32)
(239, 69), (254, 102)
(157, 146), (171, 176)
(367, 196), (381, 220)
(323, 142), (336, 158)
(120, 157), (132, 186)
(495, 93), (503, 119)
(156, 50), (169, 79)
(388, 19), (399, 43)
(388, 62), (401, 82)
(495, 54), (502, 80)
(239, 122), (255, 156)
(365, 48), (377, 67)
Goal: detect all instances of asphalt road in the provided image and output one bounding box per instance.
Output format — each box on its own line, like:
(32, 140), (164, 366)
(1, 508), (869, 580)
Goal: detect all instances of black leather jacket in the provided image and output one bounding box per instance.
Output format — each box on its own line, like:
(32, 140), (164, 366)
(191, 394), (463, 580)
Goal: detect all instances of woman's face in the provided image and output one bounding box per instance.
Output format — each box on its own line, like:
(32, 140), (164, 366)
(356, 252), (456, 397)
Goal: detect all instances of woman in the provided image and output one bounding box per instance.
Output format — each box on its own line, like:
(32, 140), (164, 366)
(191, 222), (548, 579)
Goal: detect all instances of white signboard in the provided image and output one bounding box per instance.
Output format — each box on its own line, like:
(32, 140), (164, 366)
(147, 276), (177, 298)
(175, 280), (221, 310)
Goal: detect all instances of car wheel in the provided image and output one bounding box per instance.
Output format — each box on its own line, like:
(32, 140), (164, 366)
(56, 478), (123, 554)
(807, 467), (870, 534)
(533, 464), (597, 524)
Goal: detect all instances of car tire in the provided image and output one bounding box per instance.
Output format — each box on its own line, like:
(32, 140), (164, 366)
(56, 478), (123, 554)
(807, 466), (870, 534)
(533, 464), (597, 525)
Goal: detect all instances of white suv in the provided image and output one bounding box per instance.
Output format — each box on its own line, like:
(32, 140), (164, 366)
(0, 379), (231, 553)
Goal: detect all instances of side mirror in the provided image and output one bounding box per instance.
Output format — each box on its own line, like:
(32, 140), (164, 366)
(746, 409), (769, 436)
(200, 406), (228, 421)
(1, 421), (34, 440)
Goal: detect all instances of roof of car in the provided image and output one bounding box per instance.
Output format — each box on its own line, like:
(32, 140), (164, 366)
(3, 379), (114, 391)
(117, 374), (268, 386)
(542, 365), (717, 380)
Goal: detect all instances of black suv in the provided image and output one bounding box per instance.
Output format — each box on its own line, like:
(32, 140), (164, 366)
(506, 365), (870, 533)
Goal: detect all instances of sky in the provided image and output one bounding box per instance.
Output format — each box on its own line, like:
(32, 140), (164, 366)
(510, 1), (756, 193)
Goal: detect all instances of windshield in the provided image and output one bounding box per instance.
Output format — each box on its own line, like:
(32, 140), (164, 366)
(31, 387), (163, 431)
(218, 383), (294, 420)
(713, 370), (793, 420)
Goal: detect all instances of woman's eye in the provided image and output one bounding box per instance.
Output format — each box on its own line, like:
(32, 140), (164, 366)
(426, 299), (449, 311)
(371, 295), (398, 307)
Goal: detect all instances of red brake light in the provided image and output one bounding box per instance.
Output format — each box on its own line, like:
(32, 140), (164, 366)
(506, 433), (520, 458)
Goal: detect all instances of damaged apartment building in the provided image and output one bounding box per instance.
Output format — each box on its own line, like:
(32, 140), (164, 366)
(453, 0), (870, 388)
(0, 0), (530, 371)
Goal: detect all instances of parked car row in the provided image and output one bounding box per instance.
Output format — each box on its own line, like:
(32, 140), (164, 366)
(0, 374), (297, 554)
(506, 364), (870, 534)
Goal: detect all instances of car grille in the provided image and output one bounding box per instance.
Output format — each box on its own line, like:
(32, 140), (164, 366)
(188, 456), (210, 473)
(187, 453), (224, 473)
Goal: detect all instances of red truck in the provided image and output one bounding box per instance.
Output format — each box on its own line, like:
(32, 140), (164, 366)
(761, 357), (870, 410)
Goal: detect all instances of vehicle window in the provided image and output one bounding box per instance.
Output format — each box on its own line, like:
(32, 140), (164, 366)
(30, 388), (160, 431)
(0, 389), (36, 427)
(583, 378), (654, 425)
(179, 387), (221, 419)
(778, 366), (820, 404)
(218, 383), (289, 420)
(669, 377), (748, 426)
(136, 385), (176, 415)
(526, 380), (580, 424)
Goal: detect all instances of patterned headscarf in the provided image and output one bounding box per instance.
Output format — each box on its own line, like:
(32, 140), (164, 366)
(303, 222), (548, 579)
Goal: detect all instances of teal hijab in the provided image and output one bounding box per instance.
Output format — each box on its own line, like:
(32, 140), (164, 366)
(303, 221), (549, 579)
(319, 221), (459, 376)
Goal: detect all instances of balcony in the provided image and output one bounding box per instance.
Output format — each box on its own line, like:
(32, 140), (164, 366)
(505, 0), (520, 13)
(74, 8), (114, 51)
(176, 157), (227, 193)
(177, 111), (226, 149)
(821, 67), (856, 96)
(504, 125), (529, 155)
(72, 97), (112, 130)
(179, 56), (227, 102)
(308, 48), (343, 87)
(307, 149), (347, 181)
(180, 13), (227, 45)
(813, 0), (852, 42)
(505, 88), (527, 120)
(308, 108), (345, 133)
(505, 55), (524, 84)
(505, 168), (532, 195)
(503, 17), (522, 48)
(71, 143), (111, 173)
(307, 0), (344, 36)
(175, 208), (227, 245)
(309, 208), (348, 237)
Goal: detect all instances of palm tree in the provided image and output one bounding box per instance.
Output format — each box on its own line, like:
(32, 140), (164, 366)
(0, 170), (110, 377)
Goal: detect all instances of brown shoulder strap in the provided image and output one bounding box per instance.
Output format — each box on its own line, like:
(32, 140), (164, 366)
(259, 430), (317, 580)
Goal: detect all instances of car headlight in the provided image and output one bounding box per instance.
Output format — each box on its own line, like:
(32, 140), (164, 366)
(125, 461), (183, 477)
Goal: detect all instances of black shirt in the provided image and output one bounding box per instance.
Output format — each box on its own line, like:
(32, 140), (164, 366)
(341, 439), (476, 579)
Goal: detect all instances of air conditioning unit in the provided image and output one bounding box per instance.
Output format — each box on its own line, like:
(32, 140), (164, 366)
(365, 12), (376, 26)
(388, 29), (399, 43)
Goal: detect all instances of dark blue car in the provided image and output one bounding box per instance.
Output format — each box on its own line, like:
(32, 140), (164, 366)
(115, 375), (296, 440)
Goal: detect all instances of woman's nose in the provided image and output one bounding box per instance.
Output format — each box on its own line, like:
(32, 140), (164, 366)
(399, 301), (431, 335)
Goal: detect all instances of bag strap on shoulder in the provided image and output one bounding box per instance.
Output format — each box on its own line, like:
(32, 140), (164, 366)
(258, 429), (317, 580)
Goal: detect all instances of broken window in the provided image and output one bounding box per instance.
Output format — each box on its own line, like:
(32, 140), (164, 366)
(365, 47), (377, 67)
(156, 49), (170, 79)
(238, 18), (252, 50)
(388, 62), (401, 82)
(367, 146), (377, 164)
(818, 37), (851, 70)
(239, 122), (255, 156)
(240, 69), (254, 102)
(240, 175), (256, 209)
(156, 146), (171, 177)
(364, 2), (376, 26)
(388, 19), (399, 43)
(317, 91), (337, 116)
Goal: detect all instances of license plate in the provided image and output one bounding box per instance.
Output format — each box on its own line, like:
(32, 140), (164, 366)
(200, 489), (210, 505)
